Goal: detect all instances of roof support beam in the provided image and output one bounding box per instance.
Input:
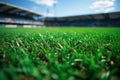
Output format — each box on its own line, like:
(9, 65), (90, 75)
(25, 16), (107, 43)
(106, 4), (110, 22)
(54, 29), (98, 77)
(8, 9), (22, 13)
(0, 2), (42, 17)
(0, 6), (9, 9)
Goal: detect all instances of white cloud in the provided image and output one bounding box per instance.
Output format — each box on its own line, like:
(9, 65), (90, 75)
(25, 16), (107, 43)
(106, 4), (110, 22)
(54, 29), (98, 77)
(90, 0), (115, 13)
(30, 0), (57, 7)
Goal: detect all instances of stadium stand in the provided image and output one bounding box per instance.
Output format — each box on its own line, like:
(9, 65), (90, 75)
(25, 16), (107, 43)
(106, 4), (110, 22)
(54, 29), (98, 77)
(0, 1), (120, 27)
(43, 12), (120, 27)
(0, 2), (43, 27)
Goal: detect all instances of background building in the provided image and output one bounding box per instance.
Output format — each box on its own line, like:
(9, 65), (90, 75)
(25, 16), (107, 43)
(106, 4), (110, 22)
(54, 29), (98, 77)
(0, 2), (43, 28)
(43, 12), (120, 27)
(0, 1), (120, 27)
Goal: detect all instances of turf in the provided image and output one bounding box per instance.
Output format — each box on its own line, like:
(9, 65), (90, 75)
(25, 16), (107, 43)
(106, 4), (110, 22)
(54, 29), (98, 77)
(0, 27), (120, 80)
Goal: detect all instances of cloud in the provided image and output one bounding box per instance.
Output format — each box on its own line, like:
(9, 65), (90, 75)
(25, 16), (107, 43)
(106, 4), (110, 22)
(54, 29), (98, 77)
(90, 0), (115, 13)
(30, 0), (57, 7)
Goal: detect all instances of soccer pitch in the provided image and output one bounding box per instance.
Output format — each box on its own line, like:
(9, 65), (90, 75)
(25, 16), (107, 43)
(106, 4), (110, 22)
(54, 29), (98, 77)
(0, 27), (120, 80)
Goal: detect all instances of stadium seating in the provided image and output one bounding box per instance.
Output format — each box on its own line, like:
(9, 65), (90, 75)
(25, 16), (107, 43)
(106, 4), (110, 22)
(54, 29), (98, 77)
(43, 12), (120, 27)
(0, 13), (44, 27)
(0, 2), (44, 27)
(44, 18), (120, 27)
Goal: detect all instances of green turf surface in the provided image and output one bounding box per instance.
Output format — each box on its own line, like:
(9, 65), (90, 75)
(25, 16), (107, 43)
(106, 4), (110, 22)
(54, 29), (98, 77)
(0, 27), (120, 80)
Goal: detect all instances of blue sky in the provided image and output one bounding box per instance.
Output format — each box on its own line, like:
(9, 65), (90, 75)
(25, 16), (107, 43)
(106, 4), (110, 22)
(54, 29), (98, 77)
(0, 0), (120, 17)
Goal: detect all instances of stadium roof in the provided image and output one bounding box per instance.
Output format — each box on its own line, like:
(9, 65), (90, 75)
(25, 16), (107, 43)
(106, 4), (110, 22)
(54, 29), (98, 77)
(44, 12), (120, 21)
(0, 2), (42, 17)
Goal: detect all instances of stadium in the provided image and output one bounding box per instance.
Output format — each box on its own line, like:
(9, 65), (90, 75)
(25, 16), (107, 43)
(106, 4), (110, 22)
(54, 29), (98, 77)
(0, 2), (120, 27)
(0, 0), (120, 80)
(43, 12), (120, 27)
(0, 2), (43, 28)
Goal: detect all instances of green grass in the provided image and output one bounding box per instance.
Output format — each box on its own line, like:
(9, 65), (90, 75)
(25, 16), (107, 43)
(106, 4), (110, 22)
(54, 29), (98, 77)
(0, 27), (120, 80)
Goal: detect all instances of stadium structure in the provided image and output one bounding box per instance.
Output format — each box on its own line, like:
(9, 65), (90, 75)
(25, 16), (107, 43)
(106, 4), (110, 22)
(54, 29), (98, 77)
(0, 1), (120, 27)
(43, 12), (120, 27)
(0, 2), (43, 28)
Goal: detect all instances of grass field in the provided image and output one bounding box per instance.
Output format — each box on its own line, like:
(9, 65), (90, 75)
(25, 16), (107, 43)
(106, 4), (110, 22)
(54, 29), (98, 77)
(0, 27), (120, 80)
